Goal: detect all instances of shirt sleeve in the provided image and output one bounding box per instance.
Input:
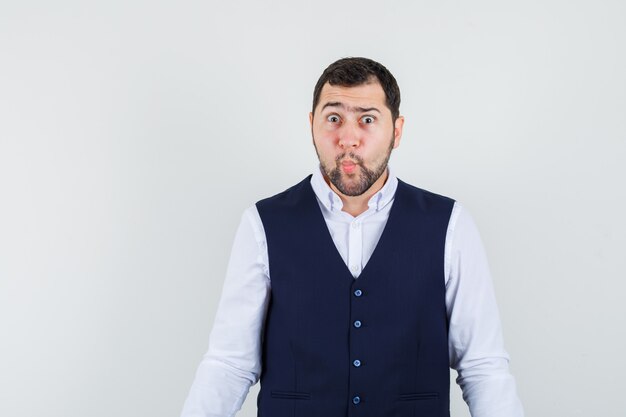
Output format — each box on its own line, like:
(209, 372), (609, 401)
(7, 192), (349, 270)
(180, 206), (270, 417)
(445, 202), (524, 417)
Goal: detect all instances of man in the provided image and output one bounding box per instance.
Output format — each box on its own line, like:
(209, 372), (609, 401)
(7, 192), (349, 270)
(181, 57), (524, 417)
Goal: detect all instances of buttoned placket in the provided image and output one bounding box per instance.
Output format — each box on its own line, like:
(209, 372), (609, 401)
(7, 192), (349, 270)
(294, 174), (391, 413)
(348, 219), (363, 277)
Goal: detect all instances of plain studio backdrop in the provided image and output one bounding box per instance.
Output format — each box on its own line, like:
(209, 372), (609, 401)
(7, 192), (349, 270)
(1, 1), (625, 416)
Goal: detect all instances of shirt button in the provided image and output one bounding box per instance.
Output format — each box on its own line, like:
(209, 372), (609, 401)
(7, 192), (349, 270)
(351, 265), (359, 273)
(354, 289), (362, 297)
(352, 396), (361, 405)
(353, 320), (362, 328)
(352, 222), (360, 229)
(353, 359), (361, 367)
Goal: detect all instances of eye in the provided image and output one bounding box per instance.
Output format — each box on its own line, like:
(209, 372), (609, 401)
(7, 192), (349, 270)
(327, 115), (340, 123)
(361, 116), (375, 124)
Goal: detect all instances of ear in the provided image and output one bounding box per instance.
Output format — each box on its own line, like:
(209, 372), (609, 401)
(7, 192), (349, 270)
(393, 116), (405, 149)
(309, 112), (316, 145)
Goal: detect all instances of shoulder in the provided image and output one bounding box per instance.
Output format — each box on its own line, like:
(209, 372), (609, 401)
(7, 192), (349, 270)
(446, 202), (485, 246)
(445, 201), (489, 266)
(255, 175), (314, 213)
(396, 178), (456, 214)
(241, 205), (267, 244)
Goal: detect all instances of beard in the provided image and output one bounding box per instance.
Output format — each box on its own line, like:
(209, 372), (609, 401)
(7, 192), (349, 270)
(316, 135), (394, 197)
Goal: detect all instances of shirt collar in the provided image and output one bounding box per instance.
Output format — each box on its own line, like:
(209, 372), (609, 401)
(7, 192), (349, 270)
(310, 164), (398, 213)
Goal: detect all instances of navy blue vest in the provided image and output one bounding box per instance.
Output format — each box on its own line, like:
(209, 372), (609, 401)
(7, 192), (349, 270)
(255, 176), (455, 417)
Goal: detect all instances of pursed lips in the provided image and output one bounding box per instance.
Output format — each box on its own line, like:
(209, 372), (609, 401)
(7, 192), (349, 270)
(341, 159), (358, 173)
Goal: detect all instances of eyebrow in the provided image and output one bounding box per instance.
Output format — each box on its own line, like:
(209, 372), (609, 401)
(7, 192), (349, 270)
(320, 101), (381, 114)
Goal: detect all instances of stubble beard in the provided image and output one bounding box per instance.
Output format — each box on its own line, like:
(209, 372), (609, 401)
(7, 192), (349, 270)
(316, 135), (395, 197)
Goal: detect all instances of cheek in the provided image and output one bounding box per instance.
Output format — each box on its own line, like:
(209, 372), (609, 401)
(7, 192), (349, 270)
(313, 130), (337, 148)
(317, 141), (336, 158)
(315, 125), (338, 139)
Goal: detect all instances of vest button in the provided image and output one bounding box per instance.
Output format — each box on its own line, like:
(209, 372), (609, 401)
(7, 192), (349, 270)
(353, 320), (362, 328)
(354, 289), (362, 297)
(352, 396), (361, 405)
(353, 359), (361, 367)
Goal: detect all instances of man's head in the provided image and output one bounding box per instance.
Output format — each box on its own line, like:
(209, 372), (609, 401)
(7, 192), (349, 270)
(309, 57), (404, 197)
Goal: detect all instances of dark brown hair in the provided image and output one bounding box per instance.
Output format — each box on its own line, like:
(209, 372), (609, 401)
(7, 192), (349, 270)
(312, 57), (401, 122)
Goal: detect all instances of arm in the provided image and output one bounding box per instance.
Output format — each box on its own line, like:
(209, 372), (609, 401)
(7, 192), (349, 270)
(445, 203), (524, 417)
(180, 206), (270, 417)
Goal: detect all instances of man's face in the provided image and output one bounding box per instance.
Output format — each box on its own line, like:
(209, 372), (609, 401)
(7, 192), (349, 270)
(310, 81), (404, 197)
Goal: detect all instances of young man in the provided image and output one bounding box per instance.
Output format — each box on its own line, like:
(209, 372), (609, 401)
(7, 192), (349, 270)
(180, 57), (524, 417)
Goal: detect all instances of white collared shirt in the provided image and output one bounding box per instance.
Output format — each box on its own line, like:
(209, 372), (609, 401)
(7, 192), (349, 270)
(180, 166), (524, 417)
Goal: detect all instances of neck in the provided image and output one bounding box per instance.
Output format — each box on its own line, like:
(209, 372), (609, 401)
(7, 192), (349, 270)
(326, 168), (389, 217)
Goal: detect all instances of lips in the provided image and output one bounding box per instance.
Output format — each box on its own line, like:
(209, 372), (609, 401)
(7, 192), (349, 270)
(341, 160), (358, 173)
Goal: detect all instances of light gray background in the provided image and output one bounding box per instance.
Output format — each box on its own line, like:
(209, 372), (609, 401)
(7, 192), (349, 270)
(1, 1), (624, 416)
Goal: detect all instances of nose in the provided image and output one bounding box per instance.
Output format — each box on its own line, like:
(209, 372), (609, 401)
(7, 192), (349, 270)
(338, 123), (360, 149)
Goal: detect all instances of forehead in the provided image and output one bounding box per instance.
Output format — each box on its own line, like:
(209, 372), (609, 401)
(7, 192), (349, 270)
(316, 81), (387, 113)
